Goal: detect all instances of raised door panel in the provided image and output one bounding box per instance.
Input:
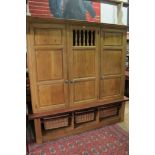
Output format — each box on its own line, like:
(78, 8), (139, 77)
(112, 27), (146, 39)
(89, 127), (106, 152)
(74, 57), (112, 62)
(28, 23), (68, 113)
(100, 77), (121, 98)
(101, 49), (122, 75)
(36, 49), (63, 81)
(34, 28), (62, 45)
(38, 83), (65, 109)
(104, 32), (123, 46)
(74, 80), (96, 103)
(73, 49), (95, 78)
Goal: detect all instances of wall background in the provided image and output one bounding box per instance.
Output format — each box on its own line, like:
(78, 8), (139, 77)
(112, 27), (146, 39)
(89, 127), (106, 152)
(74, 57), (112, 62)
(28, 0), (53, 18)
(28, 0), (127, 25)
(28, 0), (100, 22)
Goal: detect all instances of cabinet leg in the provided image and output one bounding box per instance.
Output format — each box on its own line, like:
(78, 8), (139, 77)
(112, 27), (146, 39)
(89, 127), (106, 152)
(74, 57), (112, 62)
(120, 101), (126, 122)
(71, 113), (75, 129)
(34, 118), (42, 144)
(96, 108), (100, 123)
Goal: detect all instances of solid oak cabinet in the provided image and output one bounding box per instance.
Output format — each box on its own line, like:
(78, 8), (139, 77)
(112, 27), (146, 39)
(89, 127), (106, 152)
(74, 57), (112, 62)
(27, 16), (127, 143)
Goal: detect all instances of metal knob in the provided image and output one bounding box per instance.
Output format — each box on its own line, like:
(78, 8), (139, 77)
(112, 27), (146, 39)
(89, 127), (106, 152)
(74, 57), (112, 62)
(64, 80), (69, 83)
(101, 77), (104, 80)
(70, 80), (74, 83)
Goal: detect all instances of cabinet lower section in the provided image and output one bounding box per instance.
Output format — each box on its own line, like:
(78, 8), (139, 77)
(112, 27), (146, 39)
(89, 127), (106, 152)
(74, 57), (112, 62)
(33, 101), (125, 143)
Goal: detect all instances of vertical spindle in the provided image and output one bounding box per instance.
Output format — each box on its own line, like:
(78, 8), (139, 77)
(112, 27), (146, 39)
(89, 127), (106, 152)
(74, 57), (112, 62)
(83, 30), (85, 46)
(91, 31), (93, 46)
(75, 30), (77, 46)
(79, 30), (81, 46)
(87, 30), (89, 46)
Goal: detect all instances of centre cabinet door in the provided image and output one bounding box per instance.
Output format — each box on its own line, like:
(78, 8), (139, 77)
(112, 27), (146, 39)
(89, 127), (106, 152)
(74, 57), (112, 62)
(28, 23), (69, 113)
(68, 25), (99, 107)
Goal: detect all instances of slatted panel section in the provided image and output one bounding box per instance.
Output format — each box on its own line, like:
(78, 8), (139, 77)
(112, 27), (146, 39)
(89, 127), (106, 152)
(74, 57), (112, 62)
(73, 30), (95, 46)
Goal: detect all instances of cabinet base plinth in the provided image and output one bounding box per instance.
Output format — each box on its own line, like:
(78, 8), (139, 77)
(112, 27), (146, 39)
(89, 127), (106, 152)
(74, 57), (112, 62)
(34, 101), (126, 144)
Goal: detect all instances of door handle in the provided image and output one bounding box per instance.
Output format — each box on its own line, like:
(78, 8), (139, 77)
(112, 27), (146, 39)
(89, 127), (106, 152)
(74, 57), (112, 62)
(70, 80), (74, 83)
(100, 76), (104, 80)
(65, 80), (75, 84)
(64, 80), (69, 83)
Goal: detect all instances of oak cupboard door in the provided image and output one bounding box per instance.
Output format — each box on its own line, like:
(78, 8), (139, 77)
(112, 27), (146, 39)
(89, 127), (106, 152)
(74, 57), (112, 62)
(27, 23), (68, 113)
(100, 29), (126, 101)
(68, 26), (99, 106)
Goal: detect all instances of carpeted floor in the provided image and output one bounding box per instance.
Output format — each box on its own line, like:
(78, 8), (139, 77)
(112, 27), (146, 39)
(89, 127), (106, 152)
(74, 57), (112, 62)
(28, 124), (128, 155)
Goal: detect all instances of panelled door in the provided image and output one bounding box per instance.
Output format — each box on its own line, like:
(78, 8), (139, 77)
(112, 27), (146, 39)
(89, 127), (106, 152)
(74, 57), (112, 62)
(27, 23), (68, 113)
(69, 25), (99, 106)
(100, 29), (126, 101)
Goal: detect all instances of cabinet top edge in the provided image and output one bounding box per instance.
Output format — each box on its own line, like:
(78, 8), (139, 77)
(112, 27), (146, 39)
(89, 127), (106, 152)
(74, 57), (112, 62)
(26, 16), (128, 30)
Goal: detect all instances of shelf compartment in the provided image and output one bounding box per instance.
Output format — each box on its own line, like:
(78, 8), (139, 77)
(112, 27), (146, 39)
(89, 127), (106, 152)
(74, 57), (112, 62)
(99, 103), (120, 119)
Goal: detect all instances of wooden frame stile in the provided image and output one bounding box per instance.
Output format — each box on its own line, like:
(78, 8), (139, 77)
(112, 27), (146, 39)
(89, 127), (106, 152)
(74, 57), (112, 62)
(67, 23), (72, 108)
(66, 23), (70, 109)
(96, 27), (100, 101)
(63, 23), (69, 109)
(27, 22), (39, 113)
(121, 30), (127, 97)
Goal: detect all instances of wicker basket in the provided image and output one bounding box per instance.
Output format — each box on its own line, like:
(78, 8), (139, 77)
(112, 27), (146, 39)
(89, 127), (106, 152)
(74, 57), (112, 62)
(75, 110), (95, 124)
(99, 106), (118, 119)
(43, 114), (70, 130)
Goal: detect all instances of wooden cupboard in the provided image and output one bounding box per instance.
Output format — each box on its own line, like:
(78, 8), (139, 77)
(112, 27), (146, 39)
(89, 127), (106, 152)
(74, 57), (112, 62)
(27, 16), (128, 143)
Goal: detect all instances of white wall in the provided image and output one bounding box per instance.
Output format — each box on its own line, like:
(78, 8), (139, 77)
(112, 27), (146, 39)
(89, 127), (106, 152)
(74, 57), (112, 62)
(101, 3), (128, 25)
(122, 7), (128, 25)
(101, 4), (117, 24)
